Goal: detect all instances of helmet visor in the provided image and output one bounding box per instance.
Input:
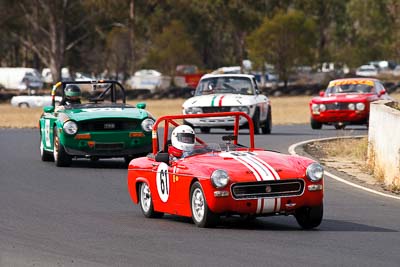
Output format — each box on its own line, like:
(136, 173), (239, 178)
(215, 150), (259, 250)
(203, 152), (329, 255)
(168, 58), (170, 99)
(177, 133), (194, 144)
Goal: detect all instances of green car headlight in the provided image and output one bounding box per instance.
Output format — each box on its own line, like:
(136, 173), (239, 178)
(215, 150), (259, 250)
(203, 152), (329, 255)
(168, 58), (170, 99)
(306, 163), (324, 182)
(63, 121), (78, 135)
(141, 118), (154, 132)
(211, 169), (230, 188)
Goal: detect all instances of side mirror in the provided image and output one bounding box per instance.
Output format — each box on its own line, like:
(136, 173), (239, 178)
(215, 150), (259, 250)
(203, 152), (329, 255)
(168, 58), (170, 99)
(155, 152), (169, 164)
(136, 102), (146, 109)
(319, 91), (325, 97)
(378, 89), (386, 96)
(43, 106), (54, 113)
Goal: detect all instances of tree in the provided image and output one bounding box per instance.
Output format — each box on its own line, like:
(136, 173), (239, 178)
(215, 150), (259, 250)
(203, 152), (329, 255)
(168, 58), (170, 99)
(247, 10), (317, 87)
(10, 0), (90, 82)
(294, 0), (348, 63)
(145, 20), (201, 75)
(344, 0), (392, 66)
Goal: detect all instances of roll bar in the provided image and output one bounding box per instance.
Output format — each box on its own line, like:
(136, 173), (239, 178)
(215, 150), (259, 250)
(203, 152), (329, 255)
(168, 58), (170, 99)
(50, 80), (126, 106)
(151, 112), (255, 154)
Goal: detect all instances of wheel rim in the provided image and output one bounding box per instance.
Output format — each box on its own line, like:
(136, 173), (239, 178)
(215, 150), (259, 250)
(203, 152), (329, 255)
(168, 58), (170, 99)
(140, 183), (151, 213)
(192, 188), (205, 222)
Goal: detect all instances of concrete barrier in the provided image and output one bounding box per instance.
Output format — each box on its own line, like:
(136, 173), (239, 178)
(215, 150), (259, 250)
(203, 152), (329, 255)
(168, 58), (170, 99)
(368, 100), (400, 189)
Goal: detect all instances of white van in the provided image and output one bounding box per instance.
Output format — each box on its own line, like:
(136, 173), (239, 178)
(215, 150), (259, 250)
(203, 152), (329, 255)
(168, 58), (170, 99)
(0, 67), (43, 91)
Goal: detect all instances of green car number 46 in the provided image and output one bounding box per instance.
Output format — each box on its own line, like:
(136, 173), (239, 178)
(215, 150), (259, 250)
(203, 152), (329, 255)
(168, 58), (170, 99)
(39, 80), (155, 167)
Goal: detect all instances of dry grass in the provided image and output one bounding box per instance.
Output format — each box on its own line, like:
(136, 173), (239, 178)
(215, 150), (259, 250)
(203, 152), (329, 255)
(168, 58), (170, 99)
(1, 92), (399, 128)
(317, 137), (368, 161)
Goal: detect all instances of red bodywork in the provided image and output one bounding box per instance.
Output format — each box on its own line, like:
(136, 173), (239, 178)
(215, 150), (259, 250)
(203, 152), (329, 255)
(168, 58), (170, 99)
(127, 112), (323, 219)
(309, 78), (388, 126)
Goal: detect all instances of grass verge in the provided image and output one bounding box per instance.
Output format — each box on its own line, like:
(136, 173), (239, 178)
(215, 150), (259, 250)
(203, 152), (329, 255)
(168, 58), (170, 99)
(0, 93), (399, 128)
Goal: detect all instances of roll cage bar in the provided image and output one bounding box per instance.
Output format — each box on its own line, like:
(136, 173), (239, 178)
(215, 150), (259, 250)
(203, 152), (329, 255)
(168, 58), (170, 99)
(50, 80), (126, 106)
(152, 112), (255, 154)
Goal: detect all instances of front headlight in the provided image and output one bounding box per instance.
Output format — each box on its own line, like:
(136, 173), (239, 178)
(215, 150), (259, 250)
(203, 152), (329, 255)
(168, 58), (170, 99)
(185, 107), (202, 114)
(141, 118), (154, 132)
(230, 106), (249, 114)
(356, 102), (365, 111)
(348, 103), (355, 110)
(319, 104), (326, 112)
(211, 169), (230, 188)
(306, 163), (324, 182)
(311, 103), (319, 112)
(63, 121), (78, 135)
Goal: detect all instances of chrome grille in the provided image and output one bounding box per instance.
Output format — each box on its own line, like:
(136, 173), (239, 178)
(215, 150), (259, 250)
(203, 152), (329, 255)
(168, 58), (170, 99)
(231, 179), (304, 199)
(78, 119), (139, 131)
(325, 103), (349, 110)
(202, 107), (231, 113)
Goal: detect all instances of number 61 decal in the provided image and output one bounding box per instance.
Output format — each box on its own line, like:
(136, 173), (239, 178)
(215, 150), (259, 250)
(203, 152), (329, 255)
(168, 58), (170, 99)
(156, 162), (170, 202)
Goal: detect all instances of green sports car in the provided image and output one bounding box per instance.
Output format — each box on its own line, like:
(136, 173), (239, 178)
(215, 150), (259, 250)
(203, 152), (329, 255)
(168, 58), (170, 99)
(39, 80), (155, 167)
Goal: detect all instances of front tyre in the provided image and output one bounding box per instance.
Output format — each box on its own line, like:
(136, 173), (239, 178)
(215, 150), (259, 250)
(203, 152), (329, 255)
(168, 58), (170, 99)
(295, 204), (323, 229)
(40, 138), (54, 162)
(53, 127), (72, 167)
(190, 182), (219, 228)
(310, 117), (322, 129)
(262, 108), (272, 134)
(252, 109), (260, 135)
(139, 183), (164, 218)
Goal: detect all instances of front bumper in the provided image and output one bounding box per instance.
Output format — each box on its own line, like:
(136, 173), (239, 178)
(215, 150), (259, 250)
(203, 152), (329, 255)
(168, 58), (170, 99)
(61, 131), (152, 157)
(311, 110), (368, 124)
(204, 181), (324, 215)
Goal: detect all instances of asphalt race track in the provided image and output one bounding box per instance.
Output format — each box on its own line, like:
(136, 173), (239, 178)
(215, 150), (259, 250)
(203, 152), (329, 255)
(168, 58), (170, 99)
(1, 125), (400, 266)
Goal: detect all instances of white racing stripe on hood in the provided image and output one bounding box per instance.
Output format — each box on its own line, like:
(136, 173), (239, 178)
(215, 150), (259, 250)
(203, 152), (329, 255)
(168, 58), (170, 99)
(247, 154), (281, 181)
(219, 151), (281, 214)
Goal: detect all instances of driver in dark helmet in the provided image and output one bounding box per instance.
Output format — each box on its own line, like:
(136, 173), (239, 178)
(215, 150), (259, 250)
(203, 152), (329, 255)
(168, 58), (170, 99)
(61, 84), (81, 105)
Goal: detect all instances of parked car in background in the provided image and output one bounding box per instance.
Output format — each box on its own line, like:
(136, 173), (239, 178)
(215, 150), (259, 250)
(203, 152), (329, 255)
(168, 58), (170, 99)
(0, 67), (43, 91)
(39, 80), (155, 167)
(127, 112), (324, 228)
(125, 69), (171, 94)
(355, 65), (378, 77)
(182, 74), (272, 134)
(309, 78), (391, 129)
(173, 65), (204, 89)
(42, 67), (72, 84)
(11, 95), (62, 108)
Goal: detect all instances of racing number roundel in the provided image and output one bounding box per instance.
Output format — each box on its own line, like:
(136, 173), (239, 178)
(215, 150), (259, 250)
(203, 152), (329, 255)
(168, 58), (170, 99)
(156, 162), (170, 202)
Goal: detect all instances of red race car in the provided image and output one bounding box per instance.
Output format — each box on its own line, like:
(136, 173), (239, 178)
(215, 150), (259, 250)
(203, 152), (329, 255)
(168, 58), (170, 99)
(309, 78), (391, 129)
(127, 112), (324, 229)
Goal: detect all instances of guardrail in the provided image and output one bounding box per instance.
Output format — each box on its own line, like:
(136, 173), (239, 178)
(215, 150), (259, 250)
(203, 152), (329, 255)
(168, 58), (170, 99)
(368, 100), (400, 189)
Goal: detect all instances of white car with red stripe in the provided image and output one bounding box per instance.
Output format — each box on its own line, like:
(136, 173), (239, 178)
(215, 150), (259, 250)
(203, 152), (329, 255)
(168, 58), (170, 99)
(182, 74), (272, 134)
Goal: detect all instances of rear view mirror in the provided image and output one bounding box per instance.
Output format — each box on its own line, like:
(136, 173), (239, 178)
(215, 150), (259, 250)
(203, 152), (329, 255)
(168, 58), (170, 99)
(43, 106), (54, 113)
(136, 102), (146, 109)
(378, 89), (386, 96)
(155, 152), (169, 164)
(319, 91), (325, 97)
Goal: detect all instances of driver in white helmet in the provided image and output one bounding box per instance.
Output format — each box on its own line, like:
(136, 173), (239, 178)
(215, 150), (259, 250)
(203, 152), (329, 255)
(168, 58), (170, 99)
(168, 125), (196, 159)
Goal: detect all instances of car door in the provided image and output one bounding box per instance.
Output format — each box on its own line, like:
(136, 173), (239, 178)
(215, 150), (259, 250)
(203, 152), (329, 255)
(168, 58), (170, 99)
(151, 159), (182, 215)
(40, 111), (57, 152)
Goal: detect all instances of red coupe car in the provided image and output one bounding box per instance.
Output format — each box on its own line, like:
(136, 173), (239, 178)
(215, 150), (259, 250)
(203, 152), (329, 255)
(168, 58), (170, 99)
(127, 112), (324, 228)
(309, 78), (391, 129)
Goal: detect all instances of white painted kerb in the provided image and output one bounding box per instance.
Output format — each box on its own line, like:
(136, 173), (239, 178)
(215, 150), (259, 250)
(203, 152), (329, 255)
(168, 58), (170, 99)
(288, 137), (400, 201)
